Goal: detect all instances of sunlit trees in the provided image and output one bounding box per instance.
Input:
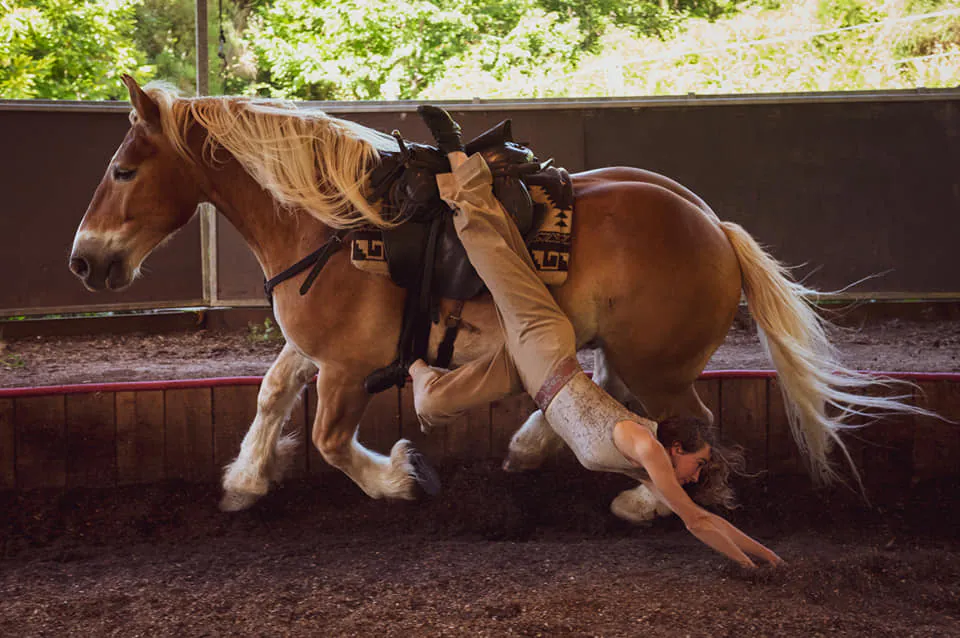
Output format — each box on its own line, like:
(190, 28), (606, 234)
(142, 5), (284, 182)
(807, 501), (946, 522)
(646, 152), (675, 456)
(235, 0), (722, 99)
(0, 0), (143, 99)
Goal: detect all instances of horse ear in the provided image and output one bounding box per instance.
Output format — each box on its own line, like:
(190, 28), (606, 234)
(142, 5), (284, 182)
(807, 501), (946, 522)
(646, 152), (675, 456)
(121, 74), (161, 130)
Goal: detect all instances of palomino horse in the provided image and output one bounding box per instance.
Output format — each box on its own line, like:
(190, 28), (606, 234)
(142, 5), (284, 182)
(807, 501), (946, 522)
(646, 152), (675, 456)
(70, 76), (911, 518)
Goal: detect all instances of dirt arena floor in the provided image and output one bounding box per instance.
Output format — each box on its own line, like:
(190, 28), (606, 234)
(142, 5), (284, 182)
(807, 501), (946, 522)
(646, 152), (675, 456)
(1, 466), (958, 637)
(1, 308), (959, 636)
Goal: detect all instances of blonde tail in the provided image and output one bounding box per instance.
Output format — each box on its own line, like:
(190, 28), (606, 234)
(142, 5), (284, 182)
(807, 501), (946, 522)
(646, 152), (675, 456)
(719, 221), (929, 487)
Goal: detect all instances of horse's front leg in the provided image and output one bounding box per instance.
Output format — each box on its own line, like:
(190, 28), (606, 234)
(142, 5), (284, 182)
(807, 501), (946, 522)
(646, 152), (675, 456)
(221, 342), (318, 511)
(312, 366), (439, 500)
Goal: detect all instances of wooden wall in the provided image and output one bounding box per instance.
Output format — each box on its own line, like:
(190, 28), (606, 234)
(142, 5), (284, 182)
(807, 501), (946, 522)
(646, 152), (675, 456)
(0, 373), (957, 492)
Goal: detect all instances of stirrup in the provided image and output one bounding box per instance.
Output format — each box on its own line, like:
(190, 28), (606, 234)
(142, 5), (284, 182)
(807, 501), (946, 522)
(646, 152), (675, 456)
(364, 360), (408, 394)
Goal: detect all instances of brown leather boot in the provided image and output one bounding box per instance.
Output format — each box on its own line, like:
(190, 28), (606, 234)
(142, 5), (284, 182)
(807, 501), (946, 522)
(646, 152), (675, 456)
(417, 105), (465, 155)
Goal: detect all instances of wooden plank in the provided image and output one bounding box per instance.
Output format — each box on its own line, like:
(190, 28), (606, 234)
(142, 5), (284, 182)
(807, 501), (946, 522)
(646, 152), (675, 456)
(913, 380), (960, 482)
(766, 378), (802, 475)
(399, 385), (446, 462)
(694, 378), (721, 427)
(718, 378), (768, 474)
(357, 388), (401, 458)
(491, 394), (537, 459)
(116, 390), (165, 485)
(15, 395), (66, 489)
(65, 392), (116, 488)
(164, 388), (214, 482)
(0, 398), (14, 489)
(213, 385), (259, 475)
(855, 384), (916, 492)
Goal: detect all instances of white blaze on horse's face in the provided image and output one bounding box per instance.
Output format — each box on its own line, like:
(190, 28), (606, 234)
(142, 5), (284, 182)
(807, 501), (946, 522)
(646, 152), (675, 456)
(69, 76), (202, 292)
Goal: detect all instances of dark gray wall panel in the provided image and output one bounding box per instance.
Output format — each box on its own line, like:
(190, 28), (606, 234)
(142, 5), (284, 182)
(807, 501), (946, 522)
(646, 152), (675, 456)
(0, 107), (203, 314)
(583, 100), (960, 294)
(4, 93), (958, 314)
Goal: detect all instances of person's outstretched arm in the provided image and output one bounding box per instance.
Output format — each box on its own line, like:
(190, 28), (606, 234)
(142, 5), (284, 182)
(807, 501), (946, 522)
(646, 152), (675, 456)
(613, 421), (783, 568)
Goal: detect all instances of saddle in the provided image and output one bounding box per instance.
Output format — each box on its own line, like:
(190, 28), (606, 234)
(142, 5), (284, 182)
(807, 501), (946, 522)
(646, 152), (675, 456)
(357, 120), (573, 394)
(361, 120), (544, 300)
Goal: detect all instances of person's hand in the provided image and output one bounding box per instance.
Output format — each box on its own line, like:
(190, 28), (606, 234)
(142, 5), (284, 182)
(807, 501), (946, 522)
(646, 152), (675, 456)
(613, 421), (783, 568)
(685, 511), (783, 568)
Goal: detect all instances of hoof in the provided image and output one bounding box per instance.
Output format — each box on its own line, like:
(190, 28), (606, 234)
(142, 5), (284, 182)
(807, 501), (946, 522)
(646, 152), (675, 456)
(609, 487), (660, 526)
(219, 490), (262, 512)
(408, 451), (441, 497)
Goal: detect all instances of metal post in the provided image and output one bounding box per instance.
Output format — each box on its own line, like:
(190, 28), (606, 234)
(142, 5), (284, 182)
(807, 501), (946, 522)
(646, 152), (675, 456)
(195, 0), (209, 96)
(195, 0), (217, 306)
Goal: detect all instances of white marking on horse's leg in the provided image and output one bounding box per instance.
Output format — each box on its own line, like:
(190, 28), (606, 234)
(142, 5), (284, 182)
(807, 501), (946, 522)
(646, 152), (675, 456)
(220, 343), (317, 512)
(610, 483), (674, 525)
(503, 409), (565, 471)
(312, 370), (423, 500)
(317, 432), (423, 501)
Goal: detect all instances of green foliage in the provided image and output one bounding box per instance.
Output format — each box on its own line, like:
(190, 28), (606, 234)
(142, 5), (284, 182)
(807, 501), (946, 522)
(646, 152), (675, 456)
(0, 332), (24, 369)
(247, 317), (283, 343)
(0, 0), (146, 99)
(0, 352), (25, 370)
(133, 0), (198, 95)
(239, 0), (481, 99)
(562, 0), (960, 97)
(816, 0), (879, 26)
(234, 0), (717, 99)
(1, 0), (958, 101)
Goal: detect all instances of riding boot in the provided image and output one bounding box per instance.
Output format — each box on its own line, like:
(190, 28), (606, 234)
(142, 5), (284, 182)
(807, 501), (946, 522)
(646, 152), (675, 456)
(418, 105), (465, 155)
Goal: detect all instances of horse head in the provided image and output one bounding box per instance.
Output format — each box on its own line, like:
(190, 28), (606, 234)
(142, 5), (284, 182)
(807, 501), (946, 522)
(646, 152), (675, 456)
(69, 75), (203, 291)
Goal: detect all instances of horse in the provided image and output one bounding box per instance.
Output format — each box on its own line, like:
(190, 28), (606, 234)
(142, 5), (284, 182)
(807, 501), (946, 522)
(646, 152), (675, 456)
(69, 75), (916, 519)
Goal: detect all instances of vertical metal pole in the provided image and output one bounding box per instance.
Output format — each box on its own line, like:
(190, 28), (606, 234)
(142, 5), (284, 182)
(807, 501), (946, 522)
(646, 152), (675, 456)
(195, 0), (218, 306)
(195, 0), (209, 96)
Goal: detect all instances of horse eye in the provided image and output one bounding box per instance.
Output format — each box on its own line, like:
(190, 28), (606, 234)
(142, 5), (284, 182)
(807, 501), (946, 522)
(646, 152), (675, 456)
(113, 166), (137, 182)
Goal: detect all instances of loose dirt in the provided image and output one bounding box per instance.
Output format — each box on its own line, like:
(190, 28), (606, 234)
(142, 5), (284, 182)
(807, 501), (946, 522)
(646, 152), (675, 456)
(1, 468), (957, 637)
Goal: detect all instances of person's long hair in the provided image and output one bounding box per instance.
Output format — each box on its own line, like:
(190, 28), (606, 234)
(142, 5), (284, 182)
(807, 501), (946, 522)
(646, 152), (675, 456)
(656, 416), (746, 509)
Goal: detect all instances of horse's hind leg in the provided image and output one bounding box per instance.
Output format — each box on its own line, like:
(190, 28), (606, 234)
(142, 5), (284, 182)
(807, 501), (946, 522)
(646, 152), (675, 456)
(221, 342), (317, 512)
(502, 409), (565, 471)
(591, 348), (648, 416)
(312, 365), (439, 500)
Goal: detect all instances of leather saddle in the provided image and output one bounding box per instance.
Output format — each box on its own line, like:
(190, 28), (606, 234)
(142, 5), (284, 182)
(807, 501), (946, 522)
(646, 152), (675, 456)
(366, 119), (546, 301)
(360, 119), (550, 393)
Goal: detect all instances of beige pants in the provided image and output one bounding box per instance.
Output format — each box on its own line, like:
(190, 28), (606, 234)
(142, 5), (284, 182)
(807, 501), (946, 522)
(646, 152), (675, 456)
(411, 153), (577, 429)
(411, 154), (651, 477)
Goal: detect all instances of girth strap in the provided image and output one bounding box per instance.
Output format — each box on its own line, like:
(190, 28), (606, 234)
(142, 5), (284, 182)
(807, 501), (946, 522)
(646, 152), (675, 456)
(263, 229), (351, 303)
(434, 299), (465, 369)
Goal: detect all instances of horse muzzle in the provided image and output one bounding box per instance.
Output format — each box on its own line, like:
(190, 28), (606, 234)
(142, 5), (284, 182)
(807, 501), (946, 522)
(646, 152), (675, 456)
(69, 245), (132, 292)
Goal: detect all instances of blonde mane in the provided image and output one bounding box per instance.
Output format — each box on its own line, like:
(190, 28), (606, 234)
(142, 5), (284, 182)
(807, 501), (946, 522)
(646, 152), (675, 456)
(142, 83), (400, 229)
